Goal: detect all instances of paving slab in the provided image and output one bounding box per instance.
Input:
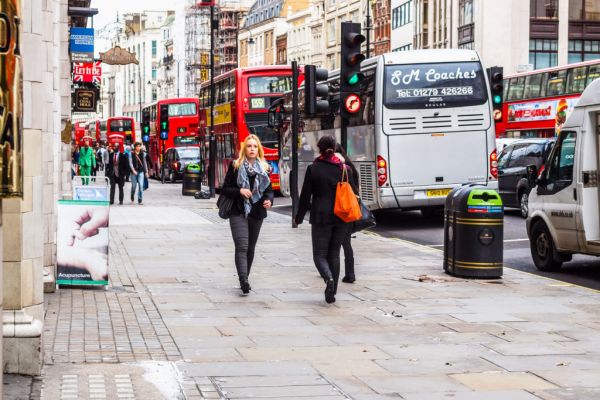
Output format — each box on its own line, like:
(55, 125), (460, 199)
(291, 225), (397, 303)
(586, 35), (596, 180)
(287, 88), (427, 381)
(450, 371), (558, 391)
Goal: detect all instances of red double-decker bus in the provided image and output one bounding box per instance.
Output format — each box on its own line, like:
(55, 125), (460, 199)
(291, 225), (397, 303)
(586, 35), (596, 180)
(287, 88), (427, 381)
(88, 120), (102, 144)
(142, 98), (200, 179)
(103, 117), (136, 147)
(496, 59), (600, 138)
(198, 66), (295, 190)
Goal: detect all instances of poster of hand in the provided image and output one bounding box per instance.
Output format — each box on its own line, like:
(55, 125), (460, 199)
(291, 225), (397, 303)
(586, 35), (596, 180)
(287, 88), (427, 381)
(56, 200), (110, 285)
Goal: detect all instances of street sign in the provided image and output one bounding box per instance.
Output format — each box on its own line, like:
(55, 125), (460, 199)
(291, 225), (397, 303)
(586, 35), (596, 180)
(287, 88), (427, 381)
(73, 61), (102, 84)
(70, 27), (94, 63)
(99, 46), (139, 65)
(344, 93), (361, 114)
(73, 88), (98, 112)
(201, 53), (209, 65)
(200, 69), (209, 82)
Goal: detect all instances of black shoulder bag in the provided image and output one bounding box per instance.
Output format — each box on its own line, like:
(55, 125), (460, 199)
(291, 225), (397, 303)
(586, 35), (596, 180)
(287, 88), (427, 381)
(217, 193), (234, 219)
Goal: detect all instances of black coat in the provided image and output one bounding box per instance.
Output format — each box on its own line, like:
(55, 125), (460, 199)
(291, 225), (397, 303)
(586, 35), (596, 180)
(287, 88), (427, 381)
(296, 159), (358, 225)
(222, 161), (274, 220)
(106, 150), (130, 181)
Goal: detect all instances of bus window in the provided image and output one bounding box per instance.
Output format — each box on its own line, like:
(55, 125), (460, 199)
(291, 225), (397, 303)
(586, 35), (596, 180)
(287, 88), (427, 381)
(503, 79), (509, 99)
(168, 102), (197, 116)
(566, 66), (588, 93)
(507, 77), (525, 100)
(523, 73), (542, 99)
(546, 70), (566, 96)
(110, 119), (133, 132)
(228, 76), (236, 101)
(587, 65), (600, 86)
(248, 76), (292, 94)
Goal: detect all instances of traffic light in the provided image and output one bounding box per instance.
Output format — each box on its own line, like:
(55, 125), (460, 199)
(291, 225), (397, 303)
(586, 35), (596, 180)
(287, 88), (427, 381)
(141, 109), (150, 143)
(487, 66), (504, 122)
(340, 22), (365, 119)
(304, 65), (330, 116)
(159, 104), (169, 140)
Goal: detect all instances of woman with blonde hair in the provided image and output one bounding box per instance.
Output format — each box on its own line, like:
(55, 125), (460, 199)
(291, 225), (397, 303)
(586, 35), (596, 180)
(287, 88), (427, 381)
(222, 134), (274, 295)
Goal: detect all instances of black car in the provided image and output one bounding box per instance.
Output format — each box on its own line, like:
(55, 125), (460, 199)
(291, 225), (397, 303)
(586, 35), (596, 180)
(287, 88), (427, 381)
(497, 138), (554, 218)
(163, 147), (202, 183)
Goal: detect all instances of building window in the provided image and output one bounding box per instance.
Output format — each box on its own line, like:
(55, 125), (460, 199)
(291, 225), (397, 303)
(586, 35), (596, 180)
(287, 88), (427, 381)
(393, 43), (412, 51)
(327, 19), (335, 43)
(459, 0), (473, 26)
(530, 0), (558, 20)
(392, 0), (412, 29)
(350, 9), (359, 23)
(152, 40), (157, 57)
(529, 39), (558, 69)
(458, 42), (474, 50)
(569, 0), (600, 21)
(568, 39), (600, 63)
(152, 69), (157, 80)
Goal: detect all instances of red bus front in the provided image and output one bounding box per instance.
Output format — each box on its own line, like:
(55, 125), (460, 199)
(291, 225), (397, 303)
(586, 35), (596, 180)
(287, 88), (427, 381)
(144, 98), (200, 179)
(106, 117), (136, 147)
(74, 122), (86, 145)
(199, 66), (297, 190)
(496, 60), (600, 138)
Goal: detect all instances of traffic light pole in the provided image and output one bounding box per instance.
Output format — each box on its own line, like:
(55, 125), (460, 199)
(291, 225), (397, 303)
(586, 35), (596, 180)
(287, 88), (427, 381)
(208, 5), (216, 197)
(291, 61), (299, 229)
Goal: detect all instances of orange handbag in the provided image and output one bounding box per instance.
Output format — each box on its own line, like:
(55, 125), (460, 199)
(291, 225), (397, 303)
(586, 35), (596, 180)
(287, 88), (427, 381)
(334, 167), (361, 223)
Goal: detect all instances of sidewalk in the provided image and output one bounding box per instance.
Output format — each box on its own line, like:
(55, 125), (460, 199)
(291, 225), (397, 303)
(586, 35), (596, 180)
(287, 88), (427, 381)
(6, 181), (600, 399)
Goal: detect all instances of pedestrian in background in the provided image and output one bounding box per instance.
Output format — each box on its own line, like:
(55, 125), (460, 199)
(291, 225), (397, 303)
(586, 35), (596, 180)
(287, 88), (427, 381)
(124, 145), (131, 182)
(106, 143), (128, 205)
(129, 142), (148, 205)
(72, 144), (80, 179)
(222, 134), (273, 295)
(78, 140), (96, 185)
(295, 135), (358, 303)
(335, 143), (359, 284)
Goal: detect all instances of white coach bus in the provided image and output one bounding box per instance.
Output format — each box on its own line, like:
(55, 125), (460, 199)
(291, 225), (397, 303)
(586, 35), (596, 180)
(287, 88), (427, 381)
(277, 49), (499, 215)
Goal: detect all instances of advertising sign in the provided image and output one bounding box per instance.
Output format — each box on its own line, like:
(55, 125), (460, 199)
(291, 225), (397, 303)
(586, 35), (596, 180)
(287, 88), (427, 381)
(56, 200), (109, 285)
(507, 98), (578, 133)
(99, 46), (138, 65)
(0, 0), (23, 198)
(73, 185), (109, 201)
(73, 61), (102, 84)
(73, 88), (98, 112)
(70, 27), (95, 63)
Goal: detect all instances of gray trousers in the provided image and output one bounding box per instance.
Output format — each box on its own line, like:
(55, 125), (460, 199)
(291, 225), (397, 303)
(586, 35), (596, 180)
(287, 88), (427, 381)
(229, 214), (264, 281)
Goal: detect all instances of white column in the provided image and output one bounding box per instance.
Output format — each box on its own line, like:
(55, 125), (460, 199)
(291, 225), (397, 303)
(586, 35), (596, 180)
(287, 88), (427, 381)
(557, 0), (569, 66)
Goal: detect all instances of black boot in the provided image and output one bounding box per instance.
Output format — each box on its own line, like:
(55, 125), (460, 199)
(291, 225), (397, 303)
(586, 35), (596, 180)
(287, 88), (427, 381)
(342, 257), (355, 283)
(325, 279), (336, 303)
(240, 278), (251, 295)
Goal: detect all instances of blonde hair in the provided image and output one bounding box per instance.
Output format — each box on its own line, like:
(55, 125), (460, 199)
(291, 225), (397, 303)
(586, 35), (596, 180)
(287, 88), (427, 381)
(234, 134), (270, 171)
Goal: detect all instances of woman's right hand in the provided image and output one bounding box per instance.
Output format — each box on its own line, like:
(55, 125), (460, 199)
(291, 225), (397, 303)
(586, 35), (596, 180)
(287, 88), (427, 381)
(240, 188), (252, 199)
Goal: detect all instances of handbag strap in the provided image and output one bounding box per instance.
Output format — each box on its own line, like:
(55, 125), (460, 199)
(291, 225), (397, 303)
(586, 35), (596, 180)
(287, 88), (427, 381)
(340, 165), (348, 184)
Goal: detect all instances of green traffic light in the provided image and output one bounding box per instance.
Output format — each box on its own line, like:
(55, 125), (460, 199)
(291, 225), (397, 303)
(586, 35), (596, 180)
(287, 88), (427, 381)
(493, 95), (502, 104)
(348, 74), (359, 85)
(161, 122), (167, 129)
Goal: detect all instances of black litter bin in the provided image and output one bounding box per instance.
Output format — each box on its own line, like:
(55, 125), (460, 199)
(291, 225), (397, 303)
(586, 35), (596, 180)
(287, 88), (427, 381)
(443, 185), (504, 278)
(182, 164), (202, 196)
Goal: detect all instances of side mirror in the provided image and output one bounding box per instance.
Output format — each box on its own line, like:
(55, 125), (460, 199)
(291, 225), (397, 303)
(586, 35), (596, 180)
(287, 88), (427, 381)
(268, 98), (285, 129)
(526, 164), (538, 187)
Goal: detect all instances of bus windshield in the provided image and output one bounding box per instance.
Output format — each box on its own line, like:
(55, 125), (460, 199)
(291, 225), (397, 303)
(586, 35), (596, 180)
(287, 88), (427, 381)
(248, 76), (292, 94)
(168, 102), (197, 116)
(110, 119), (133, 132)
(384, 62), (487, 109)
(249, 125), (279, 146)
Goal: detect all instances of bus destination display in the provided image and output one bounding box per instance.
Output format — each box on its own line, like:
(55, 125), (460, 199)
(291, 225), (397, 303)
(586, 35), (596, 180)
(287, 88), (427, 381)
(384, 62), (487, 109)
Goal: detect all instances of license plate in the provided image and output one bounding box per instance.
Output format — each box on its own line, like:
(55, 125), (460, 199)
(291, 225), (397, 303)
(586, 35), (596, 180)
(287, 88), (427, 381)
(251, 98), (265, 109)
(426, 188), (451, 197)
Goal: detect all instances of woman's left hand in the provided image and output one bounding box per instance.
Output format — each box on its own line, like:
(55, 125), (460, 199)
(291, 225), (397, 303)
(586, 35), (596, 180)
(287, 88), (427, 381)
(263, 200), (272, 209)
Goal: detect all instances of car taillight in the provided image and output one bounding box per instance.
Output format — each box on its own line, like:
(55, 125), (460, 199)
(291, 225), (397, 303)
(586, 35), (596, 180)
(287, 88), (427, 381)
(538, 164), (545, 178)
(490, 149), (498, 179)
(173, 162), (179, 170)
(377, 155), (388, 187)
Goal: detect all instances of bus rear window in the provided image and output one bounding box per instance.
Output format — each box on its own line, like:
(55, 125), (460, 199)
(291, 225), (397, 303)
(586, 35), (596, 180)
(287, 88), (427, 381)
(168, 103), (197, 116)
(110, 119), (132, 132)
(383, 62), (487, 109)
(248, 76), (292, 94)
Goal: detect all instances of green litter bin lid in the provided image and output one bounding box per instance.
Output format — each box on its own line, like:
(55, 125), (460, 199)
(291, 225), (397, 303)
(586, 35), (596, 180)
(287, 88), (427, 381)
(186, 164), (201, 171)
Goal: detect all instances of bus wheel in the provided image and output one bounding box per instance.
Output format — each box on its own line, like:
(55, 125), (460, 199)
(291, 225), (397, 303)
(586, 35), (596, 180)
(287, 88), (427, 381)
(530, 220), (562, 272)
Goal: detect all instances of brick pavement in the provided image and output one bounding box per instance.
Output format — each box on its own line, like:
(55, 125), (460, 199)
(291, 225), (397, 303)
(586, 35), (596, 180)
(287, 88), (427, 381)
(5, 181), (600, 399)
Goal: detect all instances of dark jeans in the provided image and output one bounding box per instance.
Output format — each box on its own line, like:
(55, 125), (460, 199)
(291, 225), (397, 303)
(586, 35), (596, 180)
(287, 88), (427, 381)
(110, 176), (124, 204)
(229, 214), (264, 281)
(342, 232), (354, 277)
(311, 223), (349, 292)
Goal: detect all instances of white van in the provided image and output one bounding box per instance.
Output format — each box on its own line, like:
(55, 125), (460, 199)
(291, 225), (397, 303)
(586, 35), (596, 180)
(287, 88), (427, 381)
(527, 78), (600, 271)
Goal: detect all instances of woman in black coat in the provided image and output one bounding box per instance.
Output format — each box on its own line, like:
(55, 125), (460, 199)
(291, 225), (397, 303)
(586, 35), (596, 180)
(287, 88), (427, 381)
(222, 134), (274, 295)
(295, 135), (358, 303)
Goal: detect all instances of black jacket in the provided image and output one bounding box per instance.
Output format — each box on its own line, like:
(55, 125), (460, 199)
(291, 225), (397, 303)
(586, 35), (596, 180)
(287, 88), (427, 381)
(296, 159), (358, 225)
(222, 161), (274, 220)
(106, 150), (130, 181)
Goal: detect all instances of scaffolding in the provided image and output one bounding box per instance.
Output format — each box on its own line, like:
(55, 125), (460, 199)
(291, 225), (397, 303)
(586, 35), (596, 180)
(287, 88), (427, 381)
(185, 1), (211, 97)
(216, 8), (246, 77)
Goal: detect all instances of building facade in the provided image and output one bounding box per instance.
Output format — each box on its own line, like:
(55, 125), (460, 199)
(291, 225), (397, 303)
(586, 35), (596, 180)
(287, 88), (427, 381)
(372, 0), (391, 55)
(286, 7), (311, 64)
(390, 0), (414, 51)
(408, 0), (600, 73)
(158, 14), (179, 99)
(322, 0), (363, 70)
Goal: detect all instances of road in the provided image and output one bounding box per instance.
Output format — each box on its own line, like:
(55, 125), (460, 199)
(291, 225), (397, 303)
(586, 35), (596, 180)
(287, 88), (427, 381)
(272, 198), (600, 291)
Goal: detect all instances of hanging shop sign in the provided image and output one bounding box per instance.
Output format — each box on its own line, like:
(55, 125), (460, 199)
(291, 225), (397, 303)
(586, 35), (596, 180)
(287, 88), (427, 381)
(73, 61), (102, 84)
(0, 0), (23, 198)
(70, 27), (95, 63)
(99, 46), (139, 65)
(73, 87), (98, 112)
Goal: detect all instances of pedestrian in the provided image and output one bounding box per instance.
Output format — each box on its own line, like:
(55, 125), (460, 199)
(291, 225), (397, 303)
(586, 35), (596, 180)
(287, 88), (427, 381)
(91, 143), (100, 181)
(222, 134), (274, 295)
(71, 144), (80, 178)
(129, 142), (148, 205)
(102, 144), (109, 173)
(78, 139), (96, 185)
(295, 135), (358, 303)
(335, 143), (359, 284)
(123, 145), (132, 182)
(106, 142), (129, 205)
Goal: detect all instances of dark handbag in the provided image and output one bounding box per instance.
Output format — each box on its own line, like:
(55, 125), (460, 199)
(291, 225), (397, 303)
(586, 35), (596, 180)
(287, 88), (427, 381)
(217, 193), (234, 219)
(352, 200), (376, 233)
